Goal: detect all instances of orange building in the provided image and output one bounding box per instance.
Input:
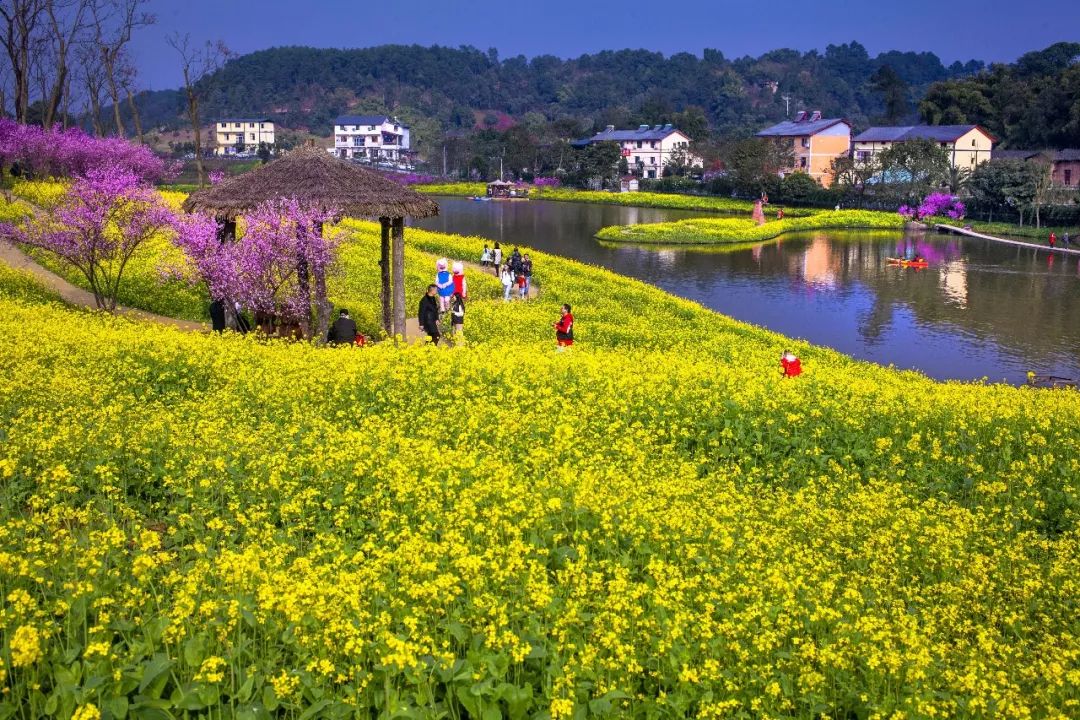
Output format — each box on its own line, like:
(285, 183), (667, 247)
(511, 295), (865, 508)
(756, 111), (852, 187)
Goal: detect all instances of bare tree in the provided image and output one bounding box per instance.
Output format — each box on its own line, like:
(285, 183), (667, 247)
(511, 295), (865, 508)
(0, 0), (46, 122)
(168, 32), (229, 186)
(41, 0), (88, 129)
(90, 0), (152, 136)
(117, 48), (140, 141)
(78, 39), (104, 134)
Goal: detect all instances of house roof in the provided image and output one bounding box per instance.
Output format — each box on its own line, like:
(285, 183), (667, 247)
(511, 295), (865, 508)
(756, 118), (850, 137)
(572, 125), (689, 146)
(993, 149), (1080, 162)
(334, 115), (409, 128)
(854, 125), (996, 143)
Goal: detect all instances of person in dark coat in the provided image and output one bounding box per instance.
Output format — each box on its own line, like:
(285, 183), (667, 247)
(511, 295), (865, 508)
(418, 284), (441, 345)
(209, 299), (227, 332)
(328, 308), (358, 345)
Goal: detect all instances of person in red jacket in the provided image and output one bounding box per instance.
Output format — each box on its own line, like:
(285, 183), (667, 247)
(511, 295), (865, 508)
(554, 304), (574, 348)
(1049, 232), (1057, 248)
(780, 350), (802, 377)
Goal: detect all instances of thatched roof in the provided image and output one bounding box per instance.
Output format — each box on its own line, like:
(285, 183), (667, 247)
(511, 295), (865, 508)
(181, 146), (440, 220)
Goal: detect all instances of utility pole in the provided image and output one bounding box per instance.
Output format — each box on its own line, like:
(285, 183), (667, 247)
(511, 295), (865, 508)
(781, 95), (792, 117)
(442, 143), (447, 177)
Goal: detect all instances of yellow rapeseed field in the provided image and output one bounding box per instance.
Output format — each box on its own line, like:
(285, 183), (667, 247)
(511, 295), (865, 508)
(0, 183), (1078, 719)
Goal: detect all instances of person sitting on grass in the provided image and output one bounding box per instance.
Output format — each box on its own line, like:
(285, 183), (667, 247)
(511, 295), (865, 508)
(554, 304), (574, 348)
(780, 350), (802, 377)
(327, 308), (358, 346)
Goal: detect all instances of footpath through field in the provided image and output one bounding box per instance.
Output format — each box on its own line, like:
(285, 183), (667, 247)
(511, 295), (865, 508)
(0, 238), (208, 332)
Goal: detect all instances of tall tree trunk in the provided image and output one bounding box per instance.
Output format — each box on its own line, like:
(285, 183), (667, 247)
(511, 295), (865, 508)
(380, 218), (391, 335)
(391, 217), (406, 339)
(185, 84), (205, 186)
(312, 222), (331, 343)
(126, 87), (142, 143)
(106, 60), (124, 136)
(296, 250), (311, 339)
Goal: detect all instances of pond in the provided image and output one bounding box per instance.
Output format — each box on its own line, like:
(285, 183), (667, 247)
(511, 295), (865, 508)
(413, 197), (1080, 383)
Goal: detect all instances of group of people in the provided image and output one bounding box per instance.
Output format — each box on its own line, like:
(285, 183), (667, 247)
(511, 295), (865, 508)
(481, 243), (533, 300)
(1048, 231), (1071, 249)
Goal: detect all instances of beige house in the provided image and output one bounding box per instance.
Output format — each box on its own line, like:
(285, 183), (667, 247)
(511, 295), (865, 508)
(333, 115), (411, 163)
(756, 111), (851, 187)
(215, 118), (275, 156)
(852, 125), (995, 170)
(572, 124), (702, 179)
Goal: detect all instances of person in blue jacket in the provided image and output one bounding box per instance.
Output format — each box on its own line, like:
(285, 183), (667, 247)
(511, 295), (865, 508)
(435, 258), (454, 313)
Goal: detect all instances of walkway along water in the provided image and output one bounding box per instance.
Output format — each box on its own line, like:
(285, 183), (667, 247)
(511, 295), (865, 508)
(935, 224), (1080, 256)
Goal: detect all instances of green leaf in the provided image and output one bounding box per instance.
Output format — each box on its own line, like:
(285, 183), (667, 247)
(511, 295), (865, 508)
(262, 685), (279, 712)
(138, 654), (173, 695)
(182, 636), (204, 668)
(236, 674), (256, 703)
(297, 699), (331, 720)
(103, 696), (129, 720)
(43, 692), (59, 716)
(455, 686), (481, 717)
(482, 706), (502, 720)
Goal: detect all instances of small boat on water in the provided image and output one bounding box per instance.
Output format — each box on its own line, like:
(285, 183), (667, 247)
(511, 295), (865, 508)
(886, 257), (929, 268)
(1027, 373), (1077, 389)
(471, 196), (491, 202)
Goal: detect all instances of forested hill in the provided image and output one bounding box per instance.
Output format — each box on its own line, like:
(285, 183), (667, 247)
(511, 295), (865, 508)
(138, 42), (984, 139)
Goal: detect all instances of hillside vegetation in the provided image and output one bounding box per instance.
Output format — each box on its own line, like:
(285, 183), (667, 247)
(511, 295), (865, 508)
(0, 207), (1078, 718)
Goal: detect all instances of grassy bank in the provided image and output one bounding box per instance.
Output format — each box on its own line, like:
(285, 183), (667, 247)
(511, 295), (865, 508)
(596, 209), (905, 244)
(1, 220), (1078, 719)
(935, 218), (1080, 245)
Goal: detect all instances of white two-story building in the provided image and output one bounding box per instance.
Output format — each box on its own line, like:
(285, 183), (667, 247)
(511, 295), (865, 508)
(215, 118), (275, 156)
(333, 115), (411, 163)
(571, 124), (701, 179)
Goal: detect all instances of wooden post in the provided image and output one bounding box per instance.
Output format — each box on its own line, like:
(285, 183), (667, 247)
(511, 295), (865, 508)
(379, 217), (392, 335)
(391, 217), (406, 339)
(312, 221), (331, 344)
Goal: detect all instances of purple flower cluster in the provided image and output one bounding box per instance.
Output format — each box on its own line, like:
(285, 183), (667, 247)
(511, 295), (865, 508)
(380, 172), (439, 186)
(0, 119), (177, 184)
(898, 193), (965, 221)
(532, 176), (561, 188)
(171, 199), (342, 324)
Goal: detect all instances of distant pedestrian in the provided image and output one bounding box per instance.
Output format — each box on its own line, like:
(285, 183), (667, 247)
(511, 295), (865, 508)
(776, 207), (784, 220)
(500, 264), (515, 301)
(554, 304), (574, 348)
(435, 258), (454, 312)
(450, 293), (465, 336)
(510, 247), (523, 274)
(418, 284), (441, 345)
(327, 308), (358, 345)
(780, 350), (802, 378)
(492, 242), (503, 273)
(517, 270), (527, 299)
(1063, 232), (1071, 248)
(480, 244), (492, 267)
(522, 254), (533, 296)
(1049, 232), (1057, 249)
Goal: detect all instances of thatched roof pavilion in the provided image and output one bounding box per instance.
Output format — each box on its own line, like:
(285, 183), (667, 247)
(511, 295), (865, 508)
(182, 146), (439, 340)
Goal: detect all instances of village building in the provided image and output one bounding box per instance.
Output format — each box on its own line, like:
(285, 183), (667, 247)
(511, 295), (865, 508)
(572, 124), (701, 179)
(992, 149), (1080, 187)
(755, 111), (851, 187)
(333, 115), (411, 163)
(215, 118), (275, 156)
(852, 125), (995, 170)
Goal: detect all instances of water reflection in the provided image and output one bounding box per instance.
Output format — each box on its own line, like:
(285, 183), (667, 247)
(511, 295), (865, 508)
(414, 197), (1080, 383)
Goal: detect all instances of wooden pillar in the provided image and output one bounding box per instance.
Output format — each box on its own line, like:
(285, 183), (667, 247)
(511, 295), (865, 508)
(379, 217), (392, 335)
(391, 217), (406, 339)
(312, 221), (331, 344)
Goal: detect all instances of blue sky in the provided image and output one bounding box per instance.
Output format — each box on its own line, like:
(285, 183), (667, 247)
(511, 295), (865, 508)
(132, 0), (1079, 90)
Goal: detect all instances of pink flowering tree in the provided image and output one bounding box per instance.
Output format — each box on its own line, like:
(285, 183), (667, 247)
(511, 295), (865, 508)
(0, 119), (176, 184)
(171, 199), (342, 340)
(899, 192), (966, 221)
(3, 165), (176, 311)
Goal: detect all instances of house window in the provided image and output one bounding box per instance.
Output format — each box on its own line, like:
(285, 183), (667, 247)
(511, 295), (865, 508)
(799, 157), (808, 168)
(1066, 169), (1073, 186)
(249, 133), (255, 141)
(972, 139), (976, 147)
(801, 137), (810, 148)
(369, 125), (376, 131)
(234, 123), (240, 128)
(636, 141), (642, 148)
(634, 155), (639, 163)
(650, 157), (656, 164)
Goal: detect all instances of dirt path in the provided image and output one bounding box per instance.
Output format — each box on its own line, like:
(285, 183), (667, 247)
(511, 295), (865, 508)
(0, 239), (208, 332)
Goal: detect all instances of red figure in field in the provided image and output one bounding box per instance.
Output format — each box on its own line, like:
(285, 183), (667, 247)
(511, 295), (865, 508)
(452, 261), (468, 299)
(554, 304), (574, 348)
(1049, 232), (1057, 249)
(780, 350), (802, 378)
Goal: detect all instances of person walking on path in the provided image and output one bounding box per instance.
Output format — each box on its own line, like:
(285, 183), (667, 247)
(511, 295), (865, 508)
(1049, 232), (1057, 249)
(450, 293), (465, 337)
(522, 254), (533, 297)
(419, 285), (441, 345)
(327, 308), (358, 345)
(435, 258), (454, 312)
(209, 299), (227, 333)
(554, 304), (574, 348)
(492, 243), (503, 275)
(480, 245), (492, 267)
(452, 261), (468, 299)
(510, 247), (523, 274)
(500, 263), (515, 301)
(1063, 232), (1071, 248)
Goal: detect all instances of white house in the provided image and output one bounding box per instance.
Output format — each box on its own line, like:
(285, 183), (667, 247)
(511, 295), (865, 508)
(852, 125), (995, 170)
(572, 124), (701, 179)
(333, 115), (411, 163)
(215, 118), (275, 156)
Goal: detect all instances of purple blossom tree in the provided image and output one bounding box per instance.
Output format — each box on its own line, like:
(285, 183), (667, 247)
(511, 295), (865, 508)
(171, 199), (342, 340)
(3, 165), (175, 311)
(897, 192), (966, 221)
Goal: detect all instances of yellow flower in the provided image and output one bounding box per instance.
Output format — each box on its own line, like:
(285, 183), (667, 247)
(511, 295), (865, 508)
(9, 625), (41, 668)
